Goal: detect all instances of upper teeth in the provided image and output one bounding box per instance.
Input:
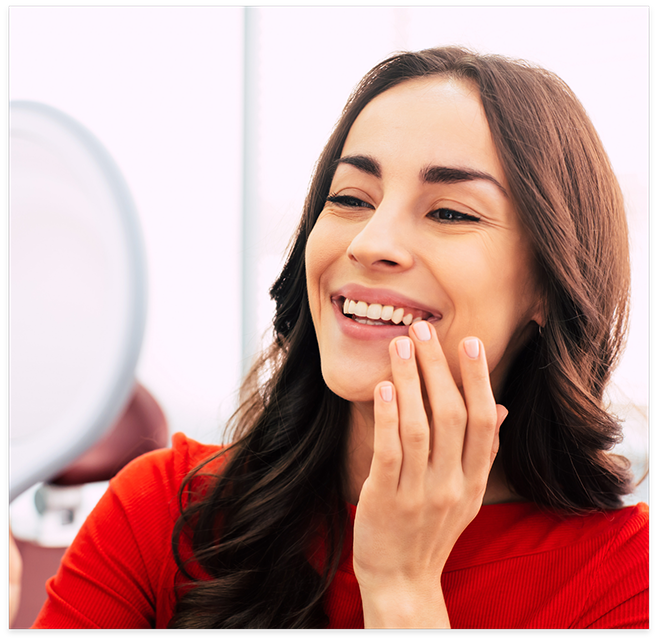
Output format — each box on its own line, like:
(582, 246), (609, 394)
(342, 298), (423, 326)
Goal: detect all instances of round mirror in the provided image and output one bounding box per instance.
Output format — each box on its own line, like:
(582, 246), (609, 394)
(9, 101), (147, 502)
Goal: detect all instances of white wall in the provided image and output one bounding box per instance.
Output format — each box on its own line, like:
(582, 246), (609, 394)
(9, 7), (648, 477)
(10, 7), (245, 444)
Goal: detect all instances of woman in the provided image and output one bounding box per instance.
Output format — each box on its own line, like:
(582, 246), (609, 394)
(30, 46), (647, 628)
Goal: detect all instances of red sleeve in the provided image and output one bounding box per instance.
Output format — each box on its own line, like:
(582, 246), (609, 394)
(31, 433), (218, 629)
(577, 503), (649, 629)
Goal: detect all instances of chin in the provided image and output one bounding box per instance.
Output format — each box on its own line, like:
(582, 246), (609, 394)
(320, 362), (390, 404)
(334, 386), (378, 404)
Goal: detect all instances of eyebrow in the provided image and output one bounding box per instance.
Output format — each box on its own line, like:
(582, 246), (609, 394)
(332, 154), (508, 198)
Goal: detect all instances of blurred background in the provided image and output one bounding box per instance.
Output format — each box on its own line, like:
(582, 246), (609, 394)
(8, 5), (648, 519)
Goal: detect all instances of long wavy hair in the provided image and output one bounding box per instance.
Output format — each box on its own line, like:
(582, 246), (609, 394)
(169, 46), (634, 628)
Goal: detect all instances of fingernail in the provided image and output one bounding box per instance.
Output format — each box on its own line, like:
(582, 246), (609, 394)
(396, 337), (412, 360)
(464, 338), (480, 359)
(413, 320), (431, 341)
(380, 384), (393, 402)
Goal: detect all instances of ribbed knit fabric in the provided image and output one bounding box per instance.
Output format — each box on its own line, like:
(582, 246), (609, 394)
(33, 433), (648, 629)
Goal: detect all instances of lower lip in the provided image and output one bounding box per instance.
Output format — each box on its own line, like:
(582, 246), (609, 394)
(332, 301), (414, 341)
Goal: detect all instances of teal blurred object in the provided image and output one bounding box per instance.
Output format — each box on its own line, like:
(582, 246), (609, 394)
(9, 101), (147, 502)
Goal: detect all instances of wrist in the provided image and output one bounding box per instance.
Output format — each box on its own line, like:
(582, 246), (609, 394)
(359, 580), (450, 629)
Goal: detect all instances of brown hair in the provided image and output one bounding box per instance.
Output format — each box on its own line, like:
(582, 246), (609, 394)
(170, 47), (633, 628)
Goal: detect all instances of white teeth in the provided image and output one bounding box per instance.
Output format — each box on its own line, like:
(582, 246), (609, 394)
(354, 317), (384, 326)
(366, 303), (382, 320)
(354, 300), (368, 317)
(342, 297), (430, 327)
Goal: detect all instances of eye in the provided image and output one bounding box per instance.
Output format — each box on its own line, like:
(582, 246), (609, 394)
(326, 193), (374, 209)
(429, 208), (480, 223)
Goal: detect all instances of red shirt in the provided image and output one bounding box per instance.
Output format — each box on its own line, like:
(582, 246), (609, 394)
(33, 433), (648, 629)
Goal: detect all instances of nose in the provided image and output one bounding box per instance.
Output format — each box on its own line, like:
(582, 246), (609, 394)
(346, 202), (414, 272)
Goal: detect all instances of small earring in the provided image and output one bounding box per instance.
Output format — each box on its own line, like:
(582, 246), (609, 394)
(538, 324), (545, 337)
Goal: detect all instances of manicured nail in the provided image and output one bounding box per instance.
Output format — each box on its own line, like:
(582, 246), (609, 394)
(413, 320), (431, 341)
(464, 338), (480, 359)
(380, 384), (393, 402)
(396, 337), (412, 359)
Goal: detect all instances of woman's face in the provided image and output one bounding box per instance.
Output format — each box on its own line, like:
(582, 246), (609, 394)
(305, 76), (542, 403)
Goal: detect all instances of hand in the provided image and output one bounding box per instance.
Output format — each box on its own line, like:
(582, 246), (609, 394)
(9, 529), (23, 627)
(352, 321), (507, 628)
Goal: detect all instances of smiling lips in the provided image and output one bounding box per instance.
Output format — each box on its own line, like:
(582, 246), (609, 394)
(340, 297), (440, 327)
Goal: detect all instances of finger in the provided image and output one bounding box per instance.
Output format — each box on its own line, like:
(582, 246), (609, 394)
(409, 321), (467, 469)
(491, 405), (508, 466)
(458, 337), (499, 480)
(369, 381), (402, 495)
(389, 336), (430, 490)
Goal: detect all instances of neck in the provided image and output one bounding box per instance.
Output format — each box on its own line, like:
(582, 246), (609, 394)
(344, 401), (521, 507)
(344, 402), (376, 505)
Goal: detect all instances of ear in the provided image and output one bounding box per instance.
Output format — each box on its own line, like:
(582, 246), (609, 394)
(529, 295), (547, 332)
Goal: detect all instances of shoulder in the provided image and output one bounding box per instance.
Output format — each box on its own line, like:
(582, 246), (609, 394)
(604, 501), (648, 543)
(576, 502), (648, 576)
(507, 501), (648, 569)
(114, 430), (224, 482)
(109, 432), (225, 510)
(446, 501), (648, 628)
(32, 434), (226, 628)
(591, 502), (648, 579)
(94, 431), (225, 549)
(453, 501), (647, 566)
(566, 502), (648, 567)
(103, 432), (227, 564)
(575, 502), (648, 628)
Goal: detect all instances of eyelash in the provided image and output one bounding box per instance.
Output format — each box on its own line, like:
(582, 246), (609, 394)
(325, 194), (480, 223)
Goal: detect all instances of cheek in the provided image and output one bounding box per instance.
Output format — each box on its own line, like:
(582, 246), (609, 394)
(436, 245), (538, 375)
(306, 216), (354, 282)
(466, 235), (537, 317)
(306, 218), (335, 268)
(305, 228), (328, 308)
(305, 220), (344, 327)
